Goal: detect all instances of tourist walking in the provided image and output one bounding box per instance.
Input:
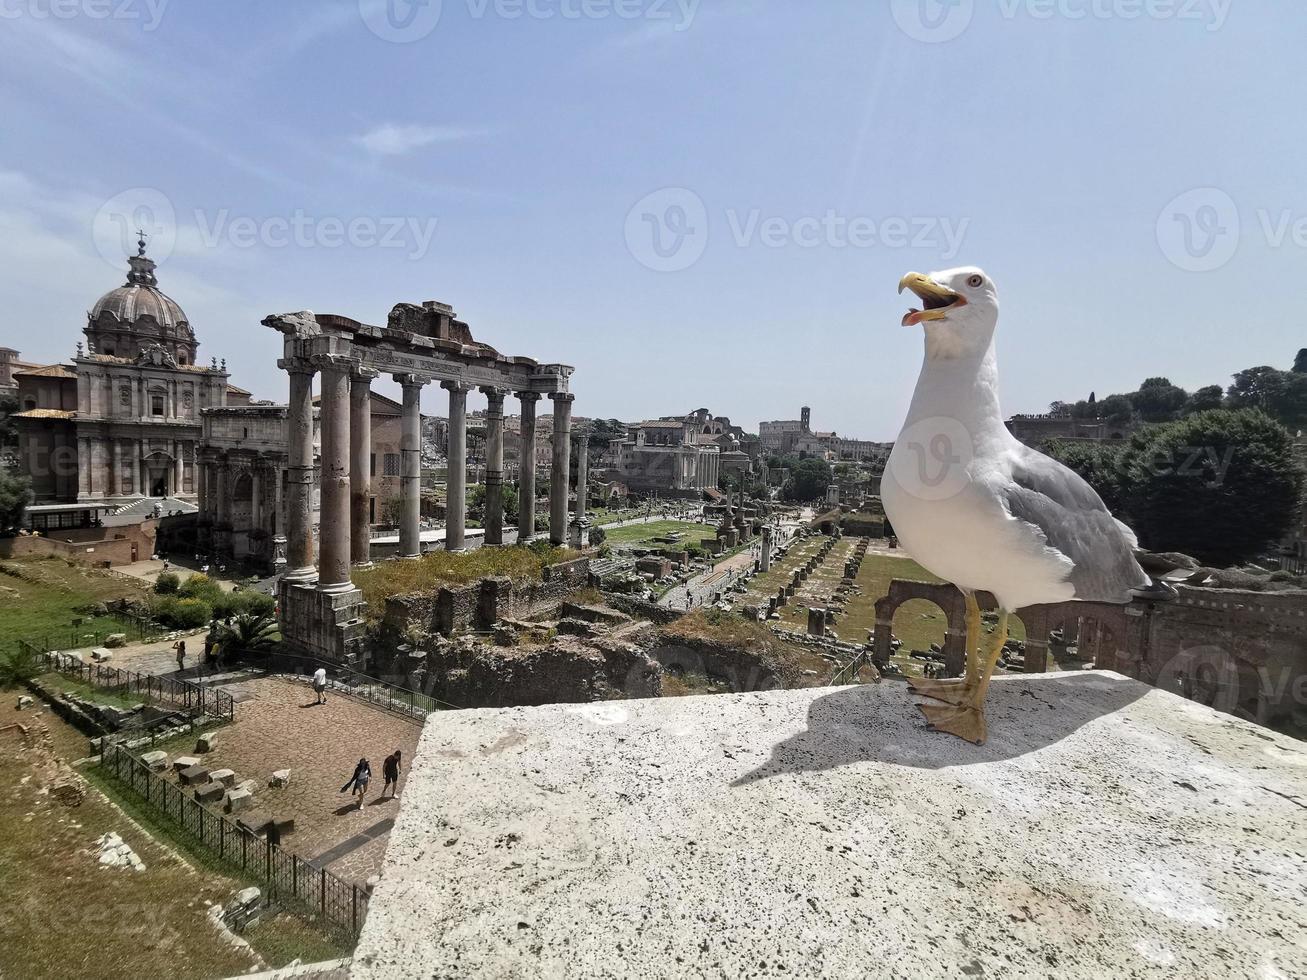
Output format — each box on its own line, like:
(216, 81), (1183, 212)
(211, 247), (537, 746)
(174, 639), (186, 673)
(382, 750), (403, 798)
(312, 665), (328, 704)
(340, 758), (371, 807)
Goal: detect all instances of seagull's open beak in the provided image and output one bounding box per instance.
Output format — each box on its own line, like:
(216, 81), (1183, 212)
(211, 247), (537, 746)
(899, 272), (965, 326)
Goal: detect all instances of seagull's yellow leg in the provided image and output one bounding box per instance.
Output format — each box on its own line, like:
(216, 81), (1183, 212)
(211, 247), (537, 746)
(917, 610), (1009, 745)
(908, 592), (981, 705)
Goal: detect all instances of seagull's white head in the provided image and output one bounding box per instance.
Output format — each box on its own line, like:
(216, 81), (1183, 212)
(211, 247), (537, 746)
(898, 266), (999, 359)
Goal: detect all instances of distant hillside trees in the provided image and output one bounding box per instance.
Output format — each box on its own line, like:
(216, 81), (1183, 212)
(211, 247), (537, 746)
(1046, 409), (1303, 566)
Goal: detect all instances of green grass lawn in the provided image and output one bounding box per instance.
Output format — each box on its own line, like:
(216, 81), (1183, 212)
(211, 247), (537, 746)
(602, 520), (717, 548)
(744, 541), (1028, 678)
(587, 507), (644, 526)
(0, 557), (150, 649)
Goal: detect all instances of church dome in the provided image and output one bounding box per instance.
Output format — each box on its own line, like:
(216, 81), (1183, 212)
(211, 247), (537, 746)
(86, 236), (198, 365)
(91, 281), (189, 331)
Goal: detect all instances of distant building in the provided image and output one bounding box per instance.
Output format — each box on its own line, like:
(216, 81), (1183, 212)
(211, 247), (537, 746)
(761, 406), (889, 464)
(604, 408), (745, 498)
(12, 239), (242, 507)
(1004, 414), (1136, 450)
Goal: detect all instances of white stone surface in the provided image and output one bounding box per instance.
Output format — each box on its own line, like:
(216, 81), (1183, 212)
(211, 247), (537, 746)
(353, 673), (1307, 980)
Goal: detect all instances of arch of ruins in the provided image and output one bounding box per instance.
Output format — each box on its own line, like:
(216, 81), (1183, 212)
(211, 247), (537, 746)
(264, 300), (575, 664)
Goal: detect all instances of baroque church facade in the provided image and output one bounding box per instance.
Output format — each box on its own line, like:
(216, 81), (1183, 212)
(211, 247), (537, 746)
(14, 238), (249, 507)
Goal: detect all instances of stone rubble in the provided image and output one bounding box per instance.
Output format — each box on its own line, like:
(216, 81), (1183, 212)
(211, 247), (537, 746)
(94, 832), (145, 872)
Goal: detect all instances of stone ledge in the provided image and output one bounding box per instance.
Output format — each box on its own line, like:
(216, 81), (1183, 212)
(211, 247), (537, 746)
(353, 673), (1307, 979)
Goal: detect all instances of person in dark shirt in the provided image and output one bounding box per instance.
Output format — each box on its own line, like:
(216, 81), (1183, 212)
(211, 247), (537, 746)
(382, 750), (402, 799)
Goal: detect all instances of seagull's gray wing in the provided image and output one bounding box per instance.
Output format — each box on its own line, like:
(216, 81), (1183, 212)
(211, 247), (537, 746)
(1003, 447), (1149, 604)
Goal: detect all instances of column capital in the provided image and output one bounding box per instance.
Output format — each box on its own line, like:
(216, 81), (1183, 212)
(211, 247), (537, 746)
(441, 379), (474, 394)
(516, 391), (541, 404)
(277, 356), (316, 377)
(479, 385), (509, 401)
(548, 392), (575, 404)
(351, 367), (380, 383)
(393, 373), (427, 389)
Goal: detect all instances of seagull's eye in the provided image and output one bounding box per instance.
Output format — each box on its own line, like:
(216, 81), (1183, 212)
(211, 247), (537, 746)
(967, 274), (984, 288)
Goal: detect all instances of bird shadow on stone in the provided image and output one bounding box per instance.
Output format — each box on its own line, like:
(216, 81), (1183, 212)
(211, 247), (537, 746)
(732, 672), (1151, 784)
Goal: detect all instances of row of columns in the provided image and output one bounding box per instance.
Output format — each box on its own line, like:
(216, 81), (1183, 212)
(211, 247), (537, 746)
(281, 354), (577, 599)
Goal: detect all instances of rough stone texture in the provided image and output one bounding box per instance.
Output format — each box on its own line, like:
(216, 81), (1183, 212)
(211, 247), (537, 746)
(224, 788), (254, 813)
(209, 767), (235, 786)
(192, 781), (225, 804)
(141, 750), (168, 771)
(172, 755), (199, 771)
(270, 769), (291, 787)
(354, 674), (1307, 980)
(177, 764), (210, 786)
(195, 732), (217, 753)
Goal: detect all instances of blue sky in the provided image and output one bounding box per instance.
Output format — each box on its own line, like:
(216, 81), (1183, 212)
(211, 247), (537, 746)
(1, 0), (1303, 439)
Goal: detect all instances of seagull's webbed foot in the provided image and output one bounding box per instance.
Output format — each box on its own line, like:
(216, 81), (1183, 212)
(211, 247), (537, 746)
(906, 676), (972, 705)
(917, 701), (987, 744)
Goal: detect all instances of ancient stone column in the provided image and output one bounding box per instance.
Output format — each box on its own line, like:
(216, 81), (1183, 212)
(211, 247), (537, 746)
(281, 360), (317, 583)
(481, 387), (506, 546)
(517, 392), (540, 541)
(316, 357), (353, 593)
(443, 380), (471, 552)
(760, 525), (773, 572)
(397, 374), (425, 559)
(173, 441), (184, 496)
(573, 432), (589, 524)
(549, 393), (574, 546)
(350, 369), (377, 565)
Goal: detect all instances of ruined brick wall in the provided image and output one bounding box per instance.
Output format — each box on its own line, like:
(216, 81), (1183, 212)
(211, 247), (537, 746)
(1137, 586), (1307, 729)
(383, 558), (592, 638)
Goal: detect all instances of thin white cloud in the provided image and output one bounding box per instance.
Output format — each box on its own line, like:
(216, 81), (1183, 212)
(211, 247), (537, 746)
(350, 123), (489, 156)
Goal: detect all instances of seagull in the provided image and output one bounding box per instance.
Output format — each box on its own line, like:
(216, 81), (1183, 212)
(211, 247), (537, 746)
(882, 266), (1164, 744)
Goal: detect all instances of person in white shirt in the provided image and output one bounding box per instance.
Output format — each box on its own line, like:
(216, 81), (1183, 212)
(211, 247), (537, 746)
(312, 666), (328, 704)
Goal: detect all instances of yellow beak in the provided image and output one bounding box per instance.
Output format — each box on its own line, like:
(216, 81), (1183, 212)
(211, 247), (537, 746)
(898, 272), (961, 326)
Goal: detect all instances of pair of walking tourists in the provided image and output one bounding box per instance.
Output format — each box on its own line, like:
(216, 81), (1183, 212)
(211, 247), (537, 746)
(339, 750), (404, 808)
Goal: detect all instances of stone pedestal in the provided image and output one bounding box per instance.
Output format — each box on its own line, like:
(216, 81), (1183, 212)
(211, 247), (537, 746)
(278, 579), (367, 667)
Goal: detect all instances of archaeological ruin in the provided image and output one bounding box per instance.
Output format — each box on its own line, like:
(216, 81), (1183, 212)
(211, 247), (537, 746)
(263, 300), (576, 664)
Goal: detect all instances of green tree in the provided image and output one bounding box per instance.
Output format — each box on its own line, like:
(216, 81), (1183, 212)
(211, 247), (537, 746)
(1120, 409), (1303, 566)
(0, 472), (33, 530)
(0, 392), (19, 449)
(1293, 348), (1307, 373)
(1130, 377), (1189, 422)
(211, 613), (281, 658)
(1185, 385), (1225, 414)
(1099, 394), (1135, 426)
(781, 458), (832, 502)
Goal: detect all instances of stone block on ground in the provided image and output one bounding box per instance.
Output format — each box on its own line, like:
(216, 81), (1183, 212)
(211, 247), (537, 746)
(104, 633), (127, 648)
(209, 768), (236, 786)
(195, 733), (218, 753)
(224, 788), (254, 813)
(236, 811), (273, 836)
(90, 648), (112, 662)
(193, 781), (225, 804)
(141, 750), (169, 771)
(178, 764), (211, 786)
(172, 755), (200, 771)
(16, 694), (33, 710)
(269, 769), (291, 788)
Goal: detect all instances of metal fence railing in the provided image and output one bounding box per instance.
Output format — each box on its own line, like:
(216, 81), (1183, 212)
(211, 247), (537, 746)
(257, 650), (458, 721)
(830, 649), (874, 687)
(36, 649), (234, 723)
(99, 742), (367, 939)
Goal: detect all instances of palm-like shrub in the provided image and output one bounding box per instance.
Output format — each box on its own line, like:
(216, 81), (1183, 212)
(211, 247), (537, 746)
(211, 613), (281, 659)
